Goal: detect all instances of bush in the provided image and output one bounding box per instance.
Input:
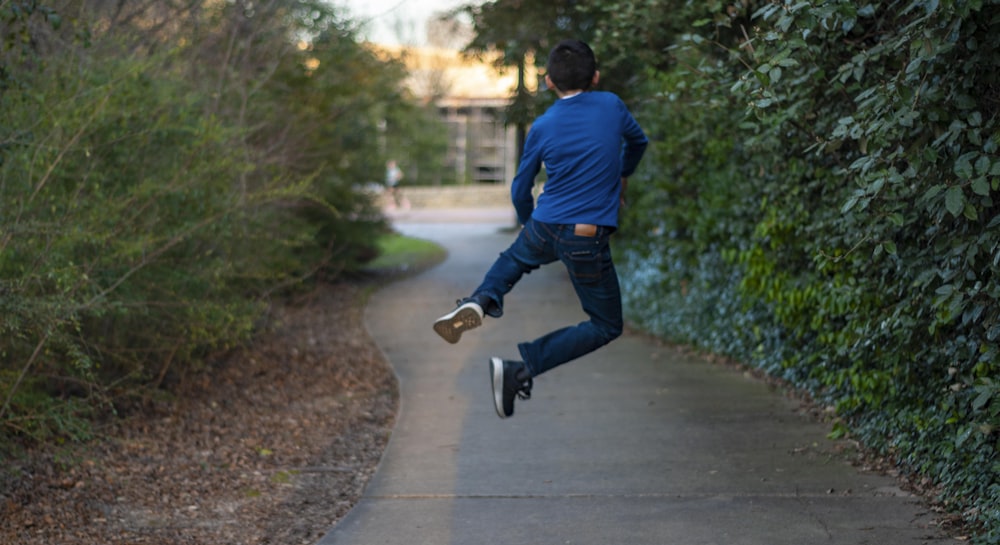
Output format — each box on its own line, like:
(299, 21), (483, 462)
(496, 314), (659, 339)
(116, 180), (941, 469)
(0, 1), (409, 446)
(614, 0), (1000, 540)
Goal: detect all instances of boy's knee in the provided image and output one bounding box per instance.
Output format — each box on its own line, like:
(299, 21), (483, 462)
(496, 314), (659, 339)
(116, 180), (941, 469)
(594, 320), (622, 345)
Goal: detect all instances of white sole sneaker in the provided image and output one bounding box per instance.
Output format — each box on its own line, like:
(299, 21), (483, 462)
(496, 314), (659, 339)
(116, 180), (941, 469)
(490, 357), (507, 418)
(432, 302), (483, 344)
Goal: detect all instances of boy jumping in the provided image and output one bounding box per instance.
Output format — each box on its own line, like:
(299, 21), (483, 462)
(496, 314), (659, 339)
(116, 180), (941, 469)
(433, 39), (648, 419)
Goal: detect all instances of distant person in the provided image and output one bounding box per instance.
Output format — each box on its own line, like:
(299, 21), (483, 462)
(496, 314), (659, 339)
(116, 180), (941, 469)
(384, 159), (409, 209)
(432, 39), (648, 419)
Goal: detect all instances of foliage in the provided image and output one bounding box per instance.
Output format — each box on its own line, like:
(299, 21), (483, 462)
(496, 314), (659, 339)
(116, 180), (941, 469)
(577, 0), (1000, 540)
(382, 101), (453, 186)
(460, 0), (587, 127)
(457, 0), (664, 140)
(362, 234), (447, 275)
(0, 0), (419, 446)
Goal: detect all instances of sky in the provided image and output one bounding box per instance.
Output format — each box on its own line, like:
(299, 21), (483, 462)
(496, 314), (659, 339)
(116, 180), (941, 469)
(333, 0), (470, 46)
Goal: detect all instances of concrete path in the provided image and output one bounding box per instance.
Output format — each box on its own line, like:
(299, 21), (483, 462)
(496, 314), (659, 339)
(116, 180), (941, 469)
(317, 208), (951, 545)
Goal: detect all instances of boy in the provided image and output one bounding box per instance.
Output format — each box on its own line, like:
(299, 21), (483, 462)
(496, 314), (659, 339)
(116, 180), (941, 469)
(432, 39), (648, 419)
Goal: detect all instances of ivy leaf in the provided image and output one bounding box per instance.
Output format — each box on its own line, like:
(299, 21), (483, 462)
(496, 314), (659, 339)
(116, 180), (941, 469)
(945, 186), (965, 217)
(973, 388), (992, 411)
(972, 177), (990, 196)
(955, 425), (973, 448)
(754, 66), (771, 86)
(923, 184), (945, 201)
(963, 303), (986, 326)
(954, 152), (975, 180)
(936, 284), (954, 296)
(842, 194), (860, 213)
(964, 202), (979, 221)
(975, 155), (991, 175)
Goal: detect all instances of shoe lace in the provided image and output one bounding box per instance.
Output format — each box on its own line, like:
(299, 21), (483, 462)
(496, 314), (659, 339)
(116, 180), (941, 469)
(516, 377), (533, 401)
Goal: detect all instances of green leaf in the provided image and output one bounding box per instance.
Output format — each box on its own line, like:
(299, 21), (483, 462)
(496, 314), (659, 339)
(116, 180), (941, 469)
(842, 194), (860, 213)
(975, 155), (991, 175)
(955, 425), (973, 448)
(827, 420), (850, 440)
(945, 186), (965, 217)
(971, 177), (990, 196)
(923, 184), (945, 201)
(972, 388), (993, 411)
(789, 1), (811, 12)
(954, 152), (976, 179)
(936, 284), (954, 296)
(964, 202), (978, 221)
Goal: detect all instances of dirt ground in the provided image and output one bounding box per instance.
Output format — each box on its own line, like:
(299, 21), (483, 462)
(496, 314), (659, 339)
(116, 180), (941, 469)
(0, 282), (397, 545)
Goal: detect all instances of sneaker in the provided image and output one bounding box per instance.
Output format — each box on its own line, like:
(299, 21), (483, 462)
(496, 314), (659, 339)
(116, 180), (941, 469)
(432, 298), (484, 344)
(489, 357), (533, 419)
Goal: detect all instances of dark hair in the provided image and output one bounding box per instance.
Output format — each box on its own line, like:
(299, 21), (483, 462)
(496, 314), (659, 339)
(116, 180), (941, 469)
(546, 39), (597, 92)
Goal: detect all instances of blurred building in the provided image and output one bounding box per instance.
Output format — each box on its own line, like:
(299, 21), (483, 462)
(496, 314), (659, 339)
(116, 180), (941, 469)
(376, 39), (537, 185)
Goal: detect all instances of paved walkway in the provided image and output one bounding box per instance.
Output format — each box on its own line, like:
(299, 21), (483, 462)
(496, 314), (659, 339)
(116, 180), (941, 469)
(317, 209), (951, 545)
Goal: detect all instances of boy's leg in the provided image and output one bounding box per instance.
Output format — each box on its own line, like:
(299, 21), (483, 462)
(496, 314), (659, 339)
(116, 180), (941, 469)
(517, 225), (622, 376)
(488, 228), (620, 419)
(432, 221), (554, 343)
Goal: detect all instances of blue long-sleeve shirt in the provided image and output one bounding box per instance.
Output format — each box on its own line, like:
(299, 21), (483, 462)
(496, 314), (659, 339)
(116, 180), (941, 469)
(510, 90), (648, 227)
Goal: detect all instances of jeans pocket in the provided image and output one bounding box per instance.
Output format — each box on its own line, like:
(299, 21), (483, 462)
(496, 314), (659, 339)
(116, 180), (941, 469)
(563, 246), (603, 284)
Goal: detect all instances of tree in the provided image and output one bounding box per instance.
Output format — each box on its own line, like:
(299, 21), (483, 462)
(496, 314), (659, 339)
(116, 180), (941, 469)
(457, 0), (598, 159)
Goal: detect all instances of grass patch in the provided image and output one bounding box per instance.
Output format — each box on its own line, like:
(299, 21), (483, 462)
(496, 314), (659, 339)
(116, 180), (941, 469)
(362, 232), (446, 276)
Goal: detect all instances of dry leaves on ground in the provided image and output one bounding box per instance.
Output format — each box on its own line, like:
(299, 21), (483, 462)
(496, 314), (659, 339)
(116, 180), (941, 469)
(1, 282), (398, 545)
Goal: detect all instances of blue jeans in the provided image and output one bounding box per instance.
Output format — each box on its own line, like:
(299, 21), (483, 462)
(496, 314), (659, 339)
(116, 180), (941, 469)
(473, 219), (623, 377)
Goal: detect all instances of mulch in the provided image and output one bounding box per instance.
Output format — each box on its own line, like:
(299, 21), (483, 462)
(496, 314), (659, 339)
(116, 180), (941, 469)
(0, 282), (398, 545)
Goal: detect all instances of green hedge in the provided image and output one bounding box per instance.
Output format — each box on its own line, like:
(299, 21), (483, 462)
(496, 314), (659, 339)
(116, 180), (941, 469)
(0, 2), (413, 445)
(615, 1), (1000, 540)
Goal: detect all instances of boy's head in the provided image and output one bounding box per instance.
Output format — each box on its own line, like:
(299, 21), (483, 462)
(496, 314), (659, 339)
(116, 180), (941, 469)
(545, 39), (598, 93)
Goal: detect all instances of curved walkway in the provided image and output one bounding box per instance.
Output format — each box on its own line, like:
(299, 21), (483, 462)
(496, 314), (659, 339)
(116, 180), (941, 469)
(317, 208), (950, 545)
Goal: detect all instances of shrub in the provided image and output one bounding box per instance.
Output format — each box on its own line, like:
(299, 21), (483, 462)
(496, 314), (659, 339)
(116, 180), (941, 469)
(0, 1), (407, 445)
(615, 1), (1000, 539)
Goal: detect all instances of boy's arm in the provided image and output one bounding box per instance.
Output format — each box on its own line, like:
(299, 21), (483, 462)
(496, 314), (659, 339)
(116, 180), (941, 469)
(620, 104), (648, 178)
(510, 130), (543, 225)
